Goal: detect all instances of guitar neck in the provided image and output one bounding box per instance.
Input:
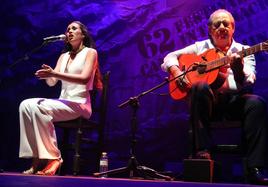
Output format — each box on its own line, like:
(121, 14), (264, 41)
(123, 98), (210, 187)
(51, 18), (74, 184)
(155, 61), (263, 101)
(237, 42), (263, 57)
(207, 42), (265, 71)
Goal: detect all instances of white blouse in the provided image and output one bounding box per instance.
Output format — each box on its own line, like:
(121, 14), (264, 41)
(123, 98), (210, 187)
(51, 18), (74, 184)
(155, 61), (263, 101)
(59, 47), (97, 104)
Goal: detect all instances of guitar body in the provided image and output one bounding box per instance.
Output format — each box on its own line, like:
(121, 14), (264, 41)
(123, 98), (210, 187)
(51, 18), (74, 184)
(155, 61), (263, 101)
(169, 49), (221, 100)
(168, 40), (268, 100)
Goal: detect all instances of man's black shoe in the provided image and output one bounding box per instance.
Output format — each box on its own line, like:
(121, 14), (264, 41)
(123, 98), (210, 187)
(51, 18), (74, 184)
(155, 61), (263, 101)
(247, 167), (268, 185)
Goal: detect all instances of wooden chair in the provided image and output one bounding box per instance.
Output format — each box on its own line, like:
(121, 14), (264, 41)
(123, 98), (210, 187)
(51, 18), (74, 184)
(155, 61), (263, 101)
(188, 119), (246, 182)
(210, 120), (247, 182)
(55, 71), (110, 175)
(210, 120), (243, 154)
(189, 116), (243, 155)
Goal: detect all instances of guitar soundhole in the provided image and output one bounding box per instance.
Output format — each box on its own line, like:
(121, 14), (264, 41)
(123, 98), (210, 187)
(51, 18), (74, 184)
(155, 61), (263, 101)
(197, 66), (206, 74)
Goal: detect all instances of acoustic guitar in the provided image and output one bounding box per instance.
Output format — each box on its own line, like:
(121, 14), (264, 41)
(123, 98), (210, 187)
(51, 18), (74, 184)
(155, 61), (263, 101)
(169, 41), (268, 100)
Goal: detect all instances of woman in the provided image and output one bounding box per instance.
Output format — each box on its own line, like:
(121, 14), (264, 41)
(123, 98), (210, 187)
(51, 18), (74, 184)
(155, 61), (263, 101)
(19, 21), (100, 175)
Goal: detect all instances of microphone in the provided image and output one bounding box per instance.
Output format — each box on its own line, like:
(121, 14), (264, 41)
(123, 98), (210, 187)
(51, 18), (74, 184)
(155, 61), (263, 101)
(43, 34), (66, 42)
(193, 62), (207, 74)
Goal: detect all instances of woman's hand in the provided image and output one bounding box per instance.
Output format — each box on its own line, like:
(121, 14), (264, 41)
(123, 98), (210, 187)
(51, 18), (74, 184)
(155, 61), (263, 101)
(35, 64), (56, 79)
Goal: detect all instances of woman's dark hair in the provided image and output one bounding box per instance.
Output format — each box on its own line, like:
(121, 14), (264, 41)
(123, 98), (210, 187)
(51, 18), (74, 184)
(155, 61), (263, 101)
(63, 21), (96, 52)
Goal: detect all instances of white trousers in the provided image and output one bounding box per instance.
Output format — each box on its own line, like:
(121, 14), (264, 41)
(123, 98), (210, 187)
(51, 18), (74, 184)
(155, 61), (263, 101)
(19, 98), (91, 159)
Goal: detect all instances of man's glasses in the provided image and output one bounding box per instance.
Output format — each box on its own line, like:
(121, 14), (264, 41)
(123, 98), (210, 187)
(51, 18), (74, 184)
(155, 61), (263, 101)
(212, 20), (231, 29)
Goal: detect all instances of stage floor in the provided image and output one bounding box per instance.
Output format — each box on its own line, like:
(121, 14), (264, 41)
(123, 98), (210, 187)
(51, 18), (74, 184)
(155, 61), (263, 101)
(0, 172), (259, 187)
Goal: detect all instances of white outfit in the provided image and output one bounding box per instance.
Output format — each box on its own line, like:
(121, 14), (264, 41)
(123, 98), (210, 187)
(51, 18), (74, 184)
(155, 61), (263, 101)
(19, 47), (97, 159)
(161, 39), (256, 93)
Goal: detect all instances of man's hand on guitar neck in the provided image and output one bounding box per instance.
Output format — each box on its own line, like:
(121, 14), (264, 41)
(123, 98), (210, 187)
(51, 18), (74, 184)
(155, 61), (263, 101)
(227, 52), (242, 65)
(169, 65), (190, 90)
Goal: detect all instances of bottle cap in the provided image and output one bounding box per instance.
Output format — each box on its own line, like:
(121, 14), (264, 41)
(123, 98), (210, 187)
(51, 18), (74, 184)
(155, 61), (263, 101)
(102, 152), (107, 156)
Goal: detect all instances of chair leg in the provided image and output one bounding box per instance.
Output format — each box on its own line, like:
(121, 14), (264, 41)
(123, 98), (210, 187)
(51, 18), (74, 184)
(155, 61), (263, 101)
(242, 157), (249, 183)
(60, 129), (70, 175)
(73, 128), (82, 175)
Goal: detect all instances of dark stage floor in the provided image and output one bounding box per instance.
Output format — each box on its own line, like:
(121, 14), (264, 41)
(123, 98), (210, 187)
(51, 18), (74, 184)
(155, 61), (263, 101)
(0, 172), (260, 187)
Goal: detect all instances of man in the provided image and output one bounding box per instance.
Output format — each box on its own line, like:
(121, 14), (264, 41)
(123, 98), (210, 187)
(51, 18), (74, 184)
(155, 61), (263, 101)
(161, 9), (268, 185)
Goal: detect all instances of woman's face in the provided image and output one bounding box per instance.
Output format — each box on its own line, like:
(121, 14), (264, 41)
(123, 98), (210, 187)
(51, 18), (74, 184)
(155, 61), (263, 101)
(65, 22), (84, 44)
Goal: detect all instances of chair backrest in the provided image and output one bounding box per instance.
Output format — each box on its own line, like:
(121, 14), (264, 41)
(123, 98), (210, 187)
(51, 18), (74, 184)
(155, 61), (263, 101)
(91, 71), (109, 116)
(93, 71), (110, 148)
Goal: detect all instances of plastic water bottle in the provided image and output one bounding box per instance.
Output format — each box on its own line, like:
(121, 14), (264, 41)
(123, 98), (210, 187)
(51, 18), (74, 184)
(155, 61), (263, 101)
(99, 152), (108, 178)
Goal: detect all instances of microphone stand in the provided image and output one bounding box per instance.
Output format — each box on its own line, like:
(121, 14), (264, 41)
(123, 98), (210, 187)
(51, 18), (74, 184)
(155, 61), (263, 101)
(0, 41), (52, 86)
(94, 65), (200, 180)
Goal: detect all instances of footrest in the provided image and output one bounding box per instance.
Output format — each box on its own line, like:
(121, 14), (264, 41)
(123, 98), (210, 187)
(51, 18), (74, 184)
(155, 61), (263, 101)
(183, 159), (214, 182)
